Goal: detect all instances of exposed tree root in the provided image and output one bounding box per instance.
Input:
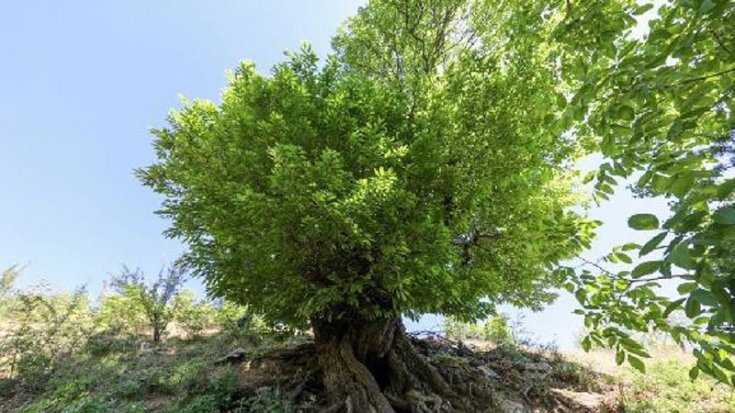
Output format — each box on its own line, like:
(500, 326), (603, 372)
(232, 323), (606, 412)
(310, 318), (493, 413)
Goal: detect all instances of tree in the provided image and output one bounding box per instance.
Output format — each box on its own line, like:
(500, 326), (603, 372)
(110, 266), (186, 344)
(138, 1), (598, 410)
(171, 289), (216, 339)
(0, 266), (21, 317)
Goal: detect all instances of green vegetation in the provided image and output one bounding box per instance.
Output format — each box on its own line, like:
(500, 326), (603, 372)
(568, 350), (735, 413)
(443, 314), (515, 347)
(3, 283), (732, 413)
(109, 266), (187, 343)
(136, 0), (734, 409)
(3, 0), (735, 411)
(559, 0), (735, 385)
(619, 358), (735, 413)
(0, 267), (266, 412)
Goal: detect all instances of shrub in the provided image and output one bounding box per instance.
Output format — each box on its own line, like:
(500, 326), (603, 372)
(240, 387), (293, 413)
(443, 314), (516, 347)
(0, 285), (93, 390)
(0, 377), (17, 398)
(110, 265), (187, 344)
(171, 290), (216, 339)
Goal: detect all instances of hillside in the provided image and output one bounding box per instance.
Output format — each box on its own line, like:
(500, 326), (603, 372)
(2, 328), (733, 413)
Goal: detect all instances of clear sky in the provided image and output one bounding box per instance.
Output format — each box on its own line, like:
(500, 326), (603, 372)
(0, 1), (669, 349)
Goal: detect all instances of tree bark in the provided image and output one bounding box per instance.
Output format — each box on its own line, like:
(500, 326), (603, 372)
(312, 317), (469, 413)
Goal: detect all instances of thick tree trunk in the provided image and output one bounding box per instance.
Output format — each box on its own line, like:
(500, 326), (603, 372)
(312, 317), (469, 413)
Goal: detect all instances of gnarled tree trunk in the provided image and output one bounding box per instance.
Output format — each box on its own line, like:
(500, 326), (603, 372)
(312, 317), (474, 413)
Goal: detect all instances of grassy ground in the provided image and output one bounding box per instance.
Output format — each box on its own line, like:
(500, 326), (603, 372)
(1, 331), (734, 413)
(0, 331), (300, 413)
(568, 349), (735, 413)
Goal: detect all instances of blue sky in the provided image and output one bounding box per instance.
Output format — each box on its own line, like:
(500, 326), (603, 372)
(0, 0), (362, 291)
(1, 1), (669, 348)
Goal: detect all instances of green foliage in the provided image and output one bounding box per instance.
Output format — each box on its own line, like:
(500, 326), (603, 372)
(0, 265), (282, 412)
(171, 290), (216, 339)
(239, 387), (293, 413)
(628, 214), (659, 231)
(4, 329), (248, 413)
(94, 291), (147, 335)
(0, 284), (93, 391)
(138, 0), (593, 330)
(443, 314), (515, 347)
(0, 265), (21, 317)
(615, 358), (735, 413)
(555, 0), (735, 384)
(110, 266), (187, 343)
(0, 265), (19, 296)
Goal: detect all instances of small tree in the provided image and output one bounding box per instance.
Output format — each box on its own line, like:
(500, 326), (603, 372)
(444, 314), (514, 347)
(0, 266), (21, 317)
(0, 285), (91, 389)
(94, 289), (148, 335)
(171, 290), (216, 339)
(110, 265), (186, 344)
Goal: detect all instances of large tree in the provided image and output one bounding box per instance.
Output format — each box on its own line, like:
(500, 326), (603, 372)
(138, 0), (734, 410)
(138, 0), (592, 410)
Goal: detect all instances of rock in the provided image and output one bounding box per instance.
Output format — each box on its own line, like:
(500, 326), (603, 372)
(478, 365), (501, 380)
(523, 361), (552, 373)
(214, 347), (247, 365)
(491, 396), (531, 413)
(550, 388), (605, 410)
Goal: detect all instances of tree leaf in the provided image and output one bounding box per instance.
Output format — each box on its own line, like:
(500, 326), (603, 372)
(628, 214), (659, 230)
(685, 297), (702, 318)
(700, 0), (714, 13)
(618, 105), (635, 121)
(616, 252), (633, 264)
(631, 261), (662, 278)
(616, 350), (625, 366)
(639, 232), (667, 256)
(712, 207), (735, 225)
(628, 355), (646, 373)
(663, 298), (686, 318)
(677, 282), (698, 294)
(691, 289), (718, 307)
(634, 4), (654, 15)
(670, 243), (696, 270)
(689, 365), (699, 380)
(582, 336), (591, 352)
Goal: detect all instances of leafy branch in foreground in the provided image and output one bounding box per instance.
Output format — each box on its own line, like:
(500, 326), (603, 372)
(558, 0), (735, 384)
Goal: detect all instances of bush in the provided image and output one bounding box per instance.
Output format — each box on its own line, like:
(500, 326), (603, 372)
(85, 331), (140, 358)
(0, 377), (17, 398)
(93, 294), (147, 335)
(174, 395), (220, 413)
(15, 353), (52, 392)
(240, 387), (293, 413)
(0, 286), (93, 391)
(113, 379), (144, 400)
(109, 265), (187, 344)
(213, 299), (267, 343)
(171, 290), (216, 339)
(443, 314), (516, 347)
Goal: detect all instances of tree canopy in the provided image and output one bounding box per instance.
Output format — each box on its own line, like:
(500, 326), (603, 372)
(138, 1), (595, 329)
